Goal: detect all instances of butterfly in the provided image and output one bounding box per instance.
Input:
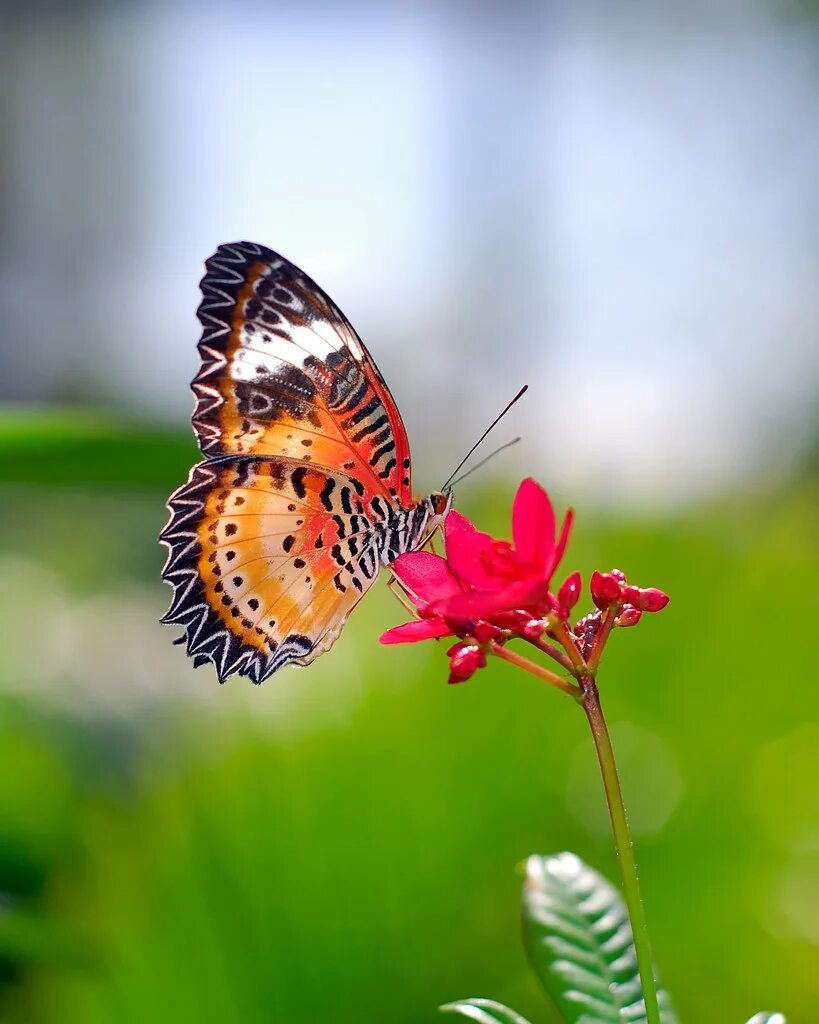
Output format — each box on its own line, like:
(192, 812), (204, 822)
(160, 242), (452, 683)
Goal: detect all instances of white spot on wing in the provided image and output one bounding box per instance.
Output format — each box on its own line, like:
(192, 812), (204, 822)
(290, 322), (338, 361)
(231, 348), (284, 379)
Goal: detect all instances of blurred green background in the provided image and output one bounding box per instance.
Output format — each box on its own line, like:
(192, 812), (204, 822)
(2, 2), (819, 1022)
(0, 412), (817, 1023)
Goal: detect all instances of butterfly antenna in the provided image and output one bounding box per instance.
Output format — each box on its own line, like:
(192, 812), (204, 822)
(441, 385), (528, 491)
(448, 436), (522, 488)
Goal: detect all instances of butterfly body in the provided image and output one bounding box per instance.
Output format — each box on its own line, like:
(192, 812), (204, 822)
(161, 242), (449, 683)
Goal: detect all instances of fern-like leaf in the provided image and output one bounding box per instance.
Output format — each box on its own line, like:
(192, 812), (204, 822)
(440, 997), (534, 1024)
(522, 853), (678, 1024)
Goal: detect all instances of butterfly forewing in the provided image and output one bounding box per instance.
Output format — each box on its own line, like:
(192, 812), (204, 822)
(192, 241), (413, 505)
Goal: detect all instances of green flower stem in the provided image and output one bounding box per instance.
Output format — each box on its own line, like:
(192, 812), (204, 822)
(490, 644), (582, 700)
(579, 673), (662, 1024)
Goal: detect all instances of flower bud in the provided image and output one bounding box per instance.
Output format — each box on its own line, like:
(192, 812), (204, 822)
(520, 618), (548, 641)
(610, 569), (627, 584)
(446, 642), (486, 684)
(590, 570), (622, 610)
(635, 587), (669, 612)
(621, 584), (642, 605)
(616, 605), (642, 627)
(490, 609), (529, 633)
(557, 571), (582, 616)
(472, 620), (503, 643)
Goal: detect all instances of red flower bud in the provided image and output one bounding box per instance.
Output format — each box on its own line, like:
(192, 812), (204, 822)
(590, 570), (623, 610)
(446, 642), (486, 684)
(635, 587), (669, 612)
(611, 569), (627, 584)
(472, 620), (503, 643)
(557, 571), (582, 616)
(487, 609), (529, 634)
(620, 585), (670, 612)
(521, 617), (548, 641)
(616, 605), (642, 627)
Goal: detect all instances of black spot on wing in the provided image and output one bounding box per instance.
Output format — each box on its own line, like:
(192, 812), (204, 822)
(291, 467), (307, 498)
(378, 457), (397, 480)
(320, 477), (336, 511)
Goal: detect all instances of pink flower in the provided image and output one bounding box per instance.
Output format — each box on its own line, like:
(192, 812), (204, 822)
(434, 479), (574, 624)
(381, 480), (574, 640)
(380, 480), (575, 683)
(381, 476), (671, 685)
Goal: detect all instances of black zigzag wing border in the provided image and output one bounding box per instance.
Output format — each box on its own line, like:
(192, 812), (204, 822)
(191, 240), (355, 457)
(192, 241), (265, 455)
(159, 462), (314, 684)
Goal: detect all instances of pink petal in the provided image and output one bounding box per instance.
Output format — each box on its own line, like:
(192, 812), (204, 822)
(445, 524), (500, 591)
(379, 618), (453, 644)
(512, 479), (556, 573)
(391, 550), (463, 604)
(437, 577), (551, 622)
(444, 508), (478, 545)
(547, 507), (574, 579)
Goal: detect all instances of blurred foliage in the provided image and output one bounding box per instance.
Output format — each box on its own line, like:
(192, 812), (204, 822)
(0, 411), (817, 1024)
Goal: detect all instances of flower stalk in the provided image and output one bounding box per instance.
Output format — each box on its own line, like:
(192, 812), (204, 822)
(578, 673), (662, 1024)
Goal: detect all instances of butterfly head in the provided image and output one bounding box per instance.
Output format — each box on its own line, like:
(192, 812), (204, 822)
(424, 490), (453, 537)
(429, 490), (452, 518)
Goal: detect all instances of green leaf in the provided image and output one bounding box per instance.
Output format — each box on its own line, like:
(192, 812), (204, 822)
(744, 1015), (786, 1024)
(440, 998), (534, 1024)
(521, 853), (678, 1024)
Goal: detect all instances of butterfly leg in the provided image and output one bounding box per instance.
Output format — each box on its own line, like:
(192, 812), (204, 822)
(387, 574), (421, 618)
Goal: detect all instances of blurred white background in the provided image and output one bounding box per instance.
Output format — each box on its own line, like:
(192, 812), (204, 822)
(2, 0), (818, 507)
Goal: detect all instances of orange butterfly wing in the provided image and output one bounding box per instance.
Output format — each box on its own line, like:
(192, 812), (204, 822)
(192, 241), (413, 506)
(161, 243), (432, 682)
(161, 457), (389, 681)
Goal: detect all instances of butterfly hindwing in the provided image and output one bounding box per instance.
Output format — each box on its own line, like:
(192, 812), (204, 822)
(192, 241), (413, 506)
(161, 457), (383, 682)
